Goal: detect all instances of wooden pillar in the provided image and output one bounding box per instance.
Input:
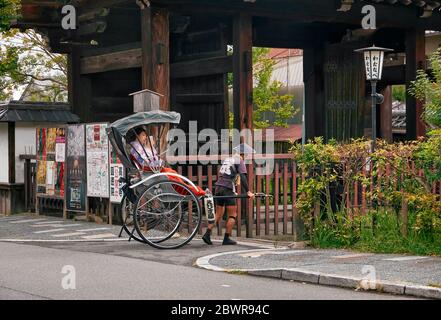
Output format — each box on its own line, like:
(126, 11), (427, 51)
(141, 6), (153, 91)
(68, 48), (91, 122)
(303, 44), (325, 140)
(405, 28), (426, 140)
(8, 122), (15, 184)
(141, 6), (170, 111)
(380, 86), (393, 143)
(233, 13), (253, 238)
(233, 13), (253, 131)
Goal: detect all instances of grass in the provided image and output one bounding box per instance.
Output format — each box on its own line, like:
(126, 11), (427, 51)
(310, 209), (441, 256)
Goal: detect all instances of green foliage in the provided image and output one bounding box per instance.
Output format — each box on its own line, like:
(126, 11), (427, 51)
(292, 138), (441, 255)
(1, 29), (67, 102)
(253, 47), (298, 128)
(408, 48), (441, 130)
(0, 0), (19, 32)
(392, 85), (405, 102)
(227, 47), (298, 129)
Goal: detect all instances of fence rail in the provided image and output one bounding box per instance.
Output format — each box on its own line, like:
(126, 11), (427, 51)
(22, 153), (441, 240)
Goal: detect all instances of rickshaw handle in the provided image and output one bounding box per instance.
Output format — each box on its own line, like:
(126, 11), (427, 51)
(129, 172), (199, 190)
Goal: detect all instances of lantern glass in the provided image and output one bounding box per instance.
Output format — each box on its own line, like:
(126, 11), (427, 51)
(363, 50), (384, 81)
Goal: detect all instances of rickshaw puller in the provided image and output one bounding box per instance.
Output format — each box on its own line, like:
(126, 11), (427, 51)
(202, 143), (255, 245)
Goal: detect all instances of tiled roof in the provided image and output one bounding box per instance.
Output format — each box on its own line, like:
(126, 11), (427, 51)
(0, 101), (80, 123)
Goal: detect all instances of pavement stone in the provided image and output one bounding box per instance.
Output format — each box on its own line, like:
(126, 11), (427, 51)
(247, 269), (282, 279)
(405, 285), (441, 299)
(281, 268), (320, 284)
(318, 274), (362, 289)
(198, 247), (441, 299)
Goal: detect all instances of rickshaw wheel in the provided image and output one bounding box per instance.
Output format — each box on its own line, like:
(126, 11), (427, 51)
(119, 195), (145, 243)
(133, 179), (202, 249)
(120, 194), (175, 244)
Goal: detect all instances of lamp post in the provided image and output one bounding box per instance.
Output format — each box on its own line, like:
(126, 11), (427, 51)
(355, 45), (393, 152)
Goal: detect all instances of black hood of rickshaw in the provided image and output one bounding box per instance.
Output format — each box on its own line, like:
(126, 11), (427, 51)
(108, 110), (181, 136)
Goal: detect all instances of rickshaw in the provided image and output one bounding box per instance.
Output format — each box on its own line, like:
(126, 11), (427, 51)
(107, 110), (270, 250)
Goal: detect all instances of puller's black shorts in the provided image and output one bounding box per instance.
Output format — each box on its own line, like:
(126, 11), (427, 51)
(214, 186), (236, 207)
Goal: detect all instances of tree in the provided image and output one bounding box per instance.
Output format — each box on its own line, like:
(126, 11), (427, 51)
(409, 48), (441, 131)
(1, 29), (68, 102)
(1, 0), (67, 102)
(0, 0), (18, 32)
(252, 47), (298, 129)
(392, 85), (405, 102)
(228, 47), (298, 129)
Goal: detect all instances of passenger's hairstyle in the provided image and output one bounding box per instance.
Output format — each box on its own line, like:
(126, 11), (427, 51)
(134, 127), (147, 136)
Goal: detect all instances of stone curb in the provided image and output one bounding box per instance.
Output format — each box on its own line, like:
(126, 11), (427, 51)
(248, 269), (440, 299)
(195, 250), (441, 300)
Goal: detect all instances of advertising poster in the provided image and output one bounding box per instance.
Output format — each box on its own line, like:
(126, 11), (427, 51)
(36, 127), (65, 197)
(36, 159), (47, 194)
(37, 128), (47, 161)
(46, 161), (55, 196)
(66, 124), (86, 212)
(55, 128), (66, 163)
(109, 143), (125, 203)
(86, 123), (110, 198)
(46, 128), (57, 160)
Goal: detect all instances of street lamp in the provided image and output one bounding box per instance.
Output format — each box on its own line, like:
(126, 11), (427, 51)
(355, 45), (393, 151)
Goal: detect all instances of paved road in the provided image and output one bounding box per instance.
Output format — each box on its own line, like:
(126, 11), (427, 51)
(0, 242), (415, 300)
(0, 214), (126, 241)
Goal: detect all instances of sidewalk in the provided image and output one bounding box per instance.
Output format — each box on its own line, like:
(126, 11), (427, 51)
(195, 237), (441, 299)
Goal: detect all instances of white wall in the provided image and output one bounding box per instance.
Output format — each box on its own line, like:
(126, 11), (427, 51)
(15, 124), (38, 183)
(0, 123), (8, 183)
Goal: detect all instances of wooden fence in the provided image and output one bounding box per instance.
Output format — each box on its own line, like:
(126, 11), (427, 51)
(22, 153), (441, 240)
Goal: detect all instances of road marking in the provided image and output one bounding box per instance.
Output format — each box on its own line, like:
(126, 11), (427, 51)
(31, 224), (65, 228)
(238, 250), (311, 258)
(33, 228), (66, 234)
(33, 221), (62, 225)
(81, 233), (117, 240)
(76, 228), (111, 232)
(0, 217), (27, 221)
(55, 224), (82, 227)
(331, 254), (372, 259)
(51, 232), (86, 237)
(384, 256), (428, 262)
(10, 219), (47, 224)
(0, 238), (127, 243)
(221, 284), (231, 288)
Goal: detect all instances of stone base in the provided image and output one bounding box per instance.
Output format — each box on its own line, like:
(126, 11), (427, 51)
(0, 183), (25, 215)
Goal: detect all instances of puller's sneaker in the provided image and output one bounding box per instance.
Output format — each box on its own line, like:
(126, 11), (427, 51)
(202, 231), (213, 245)
(222, 236), (237, 245)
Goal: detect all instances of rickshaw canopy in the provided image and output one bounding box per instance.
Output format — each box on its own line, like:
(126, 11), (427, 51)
(108, 110), (181, 136)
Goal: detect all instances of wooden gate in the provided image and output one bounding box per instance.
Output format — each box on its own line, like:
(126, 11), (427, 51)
(170, 24), (230, 138)
(324, 43), (366, 142)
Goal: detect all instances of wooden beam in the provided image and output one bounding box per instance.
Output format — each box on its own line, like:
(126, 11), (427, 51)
(382, 65), (406, 85)
(80, 48), (142, 74)
(175, 93), (224, 104)
(405, 28), (426, 140)
(153, 0), (441, 29)
(91, 97), (132, 113)
(171, 56), (232, 78)
(233, 13), (253, 131)
(71, 0), (132, 10)
(8, 122), (15, 184)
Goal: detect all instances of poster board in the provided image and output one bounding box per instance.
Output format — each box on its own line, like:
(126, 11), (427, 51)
(86, 123), (110, 198)
(109, 142), (125, 203)
(36, 127), (65, 197)
(66, 124), (87, 212)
